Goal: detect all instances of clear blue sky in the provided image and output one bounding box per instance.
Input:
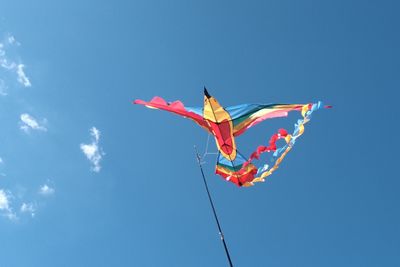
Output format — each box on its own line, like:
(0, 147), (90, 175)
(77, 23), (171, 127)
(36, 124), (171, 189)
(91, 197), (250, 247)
(1, 0), (399, 266)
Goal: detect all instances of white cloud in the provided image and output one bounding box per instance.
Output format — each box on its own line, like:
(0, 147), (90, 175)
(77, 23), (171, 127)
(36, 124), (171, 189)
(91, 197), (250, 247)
(7, 35), (19, 46)
(7, 36), (15, 44)
(0, 182), (55, 221)
(16, 64), (31, 87)
(0, 190), (9, 210)
(0, 34), (31, 89)
(0, 189), (17, 221)
(0, 158), (5, 178)
(0, 79), (8, 96)
(0, 58), (16, 70)
(20, 202), (35, 217)
(38, 184), (55, 196)
(20, 113), (47, 133)
(80, 127), (104, 172)
(91, 127), (100, 141)
(4, 211), (17, 220)
(0, 43), (5, 58)
(0, 41), (14, 70)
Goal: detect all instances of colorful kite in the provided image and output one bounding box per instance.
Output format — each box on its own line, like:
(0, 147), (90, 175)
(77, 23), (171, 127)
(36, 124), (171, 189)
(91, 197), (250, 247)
(134, 89), (330, 187)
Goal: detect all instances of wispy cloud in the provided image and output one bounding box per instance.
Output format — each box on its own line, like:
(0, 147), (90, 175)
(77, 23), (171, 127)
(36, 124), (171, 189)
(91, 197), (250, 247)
(0, 182), (55, 221)
(0, 158), (5, 178)
(80, 127), (104, 172)
(7, 35), (20, 46)
(0, 41), (16, 70)
(0, 79), (7, 96)
(20, 113), (47, 133)
(0, 190), (10, 209)
(0, 34), (31, 91)
(0, 189), (17, 221)
(38, 184), (55, 196)
(7, 36), (15, 44)
(20, 202), (36, 217)
(16, 64), (31, 87)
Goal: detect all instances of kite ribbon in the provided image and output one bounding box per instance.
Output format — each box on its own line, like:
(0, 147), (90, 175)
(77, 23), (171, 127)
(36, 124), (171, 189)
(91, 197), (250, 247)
(241, 101), (329, 187)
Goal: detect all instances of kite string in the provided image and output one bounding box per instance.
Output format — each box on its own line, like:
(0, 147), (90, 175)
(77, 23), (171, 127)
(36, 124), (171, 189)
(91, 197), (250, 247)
(204, 133), (210, 156)
(201, 134), (218, 163)
(194, 146), (234, 267)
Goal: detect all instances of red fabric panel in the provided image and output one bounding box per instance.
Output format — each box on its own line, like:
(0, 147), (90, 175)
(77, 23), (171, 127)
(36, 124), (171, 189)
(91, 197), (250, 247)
(209, 121), (234, 156)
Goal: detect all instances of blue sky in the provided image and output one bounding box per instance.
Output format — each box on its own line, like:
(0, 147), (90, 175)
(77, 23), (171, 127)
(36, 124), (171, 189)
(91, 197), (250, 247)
(1, 0), (399, 266)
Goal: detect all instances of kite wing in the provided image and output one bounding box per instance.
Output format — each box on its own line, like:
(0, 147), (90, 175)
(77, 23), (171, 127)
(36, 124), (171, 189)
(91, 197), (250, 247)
(133, 97), (212, 133)
(225, 103), (305, 136)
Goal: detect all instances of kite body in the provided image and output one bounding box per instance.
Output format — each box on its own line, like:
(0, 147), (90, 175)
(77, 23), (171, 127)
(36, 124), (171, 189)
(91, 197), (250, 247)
(134, 89), (329, 187)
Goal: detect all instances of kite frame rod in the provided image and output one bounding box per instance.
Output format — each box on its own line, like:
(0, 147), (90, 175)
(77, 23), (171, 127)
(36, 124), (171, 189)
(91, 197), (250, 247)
(194, 146), (234, 267)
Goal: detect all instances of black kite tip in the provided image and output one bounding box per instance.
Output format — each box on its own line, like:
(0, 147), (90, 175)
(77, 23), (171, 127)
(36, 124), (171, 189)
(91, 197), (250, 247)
(204, 87), (211, 98)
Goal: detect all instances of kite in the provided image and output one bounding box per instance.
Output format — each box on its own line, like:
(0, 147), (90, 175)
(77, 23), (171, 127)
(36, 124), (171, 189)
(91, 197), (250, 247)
(134, 88), (330, 187)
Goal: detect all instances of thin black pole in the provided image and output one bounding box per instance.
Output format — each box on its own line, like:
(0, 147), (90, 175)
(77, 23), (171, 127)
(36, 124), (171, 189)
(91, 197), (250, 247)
(194, 146), (234, 267)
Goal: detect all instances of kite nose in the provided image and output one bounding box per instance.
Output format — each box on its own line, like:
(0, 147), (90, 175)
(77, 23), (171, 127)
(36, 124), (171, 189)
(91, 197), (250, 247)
(204, 87), (211, 98)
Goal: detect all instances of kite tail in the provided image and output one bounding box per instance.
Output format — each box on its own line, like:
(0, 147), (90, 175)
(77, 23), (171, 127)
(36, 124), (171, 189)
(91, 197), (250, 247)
(241, 101), (327, 186)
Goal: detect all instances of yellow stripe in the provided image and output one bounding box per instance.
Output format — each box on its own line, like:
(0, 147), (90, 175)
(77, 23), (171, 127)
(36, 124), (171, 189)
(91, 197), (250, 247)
(216, 163), (256, 176)
(204, 95), (237, 160)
